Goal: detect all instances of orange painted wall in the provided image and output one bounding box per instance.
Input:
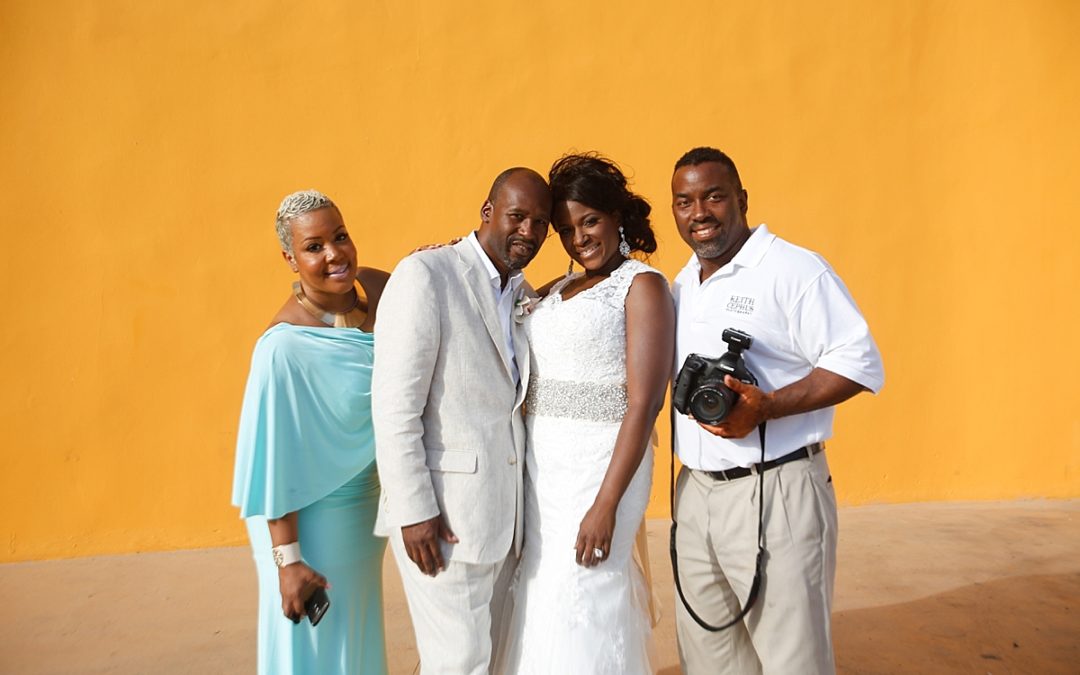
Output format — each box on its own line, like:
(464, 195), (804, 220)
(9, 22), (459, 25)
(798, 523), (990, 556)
(2, 0), (1077, 562)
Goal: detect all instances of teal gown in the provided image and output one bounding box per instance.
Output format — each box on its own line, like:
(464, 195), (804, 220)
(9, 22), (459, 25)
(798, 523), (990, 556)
(232, 324), (387, 675)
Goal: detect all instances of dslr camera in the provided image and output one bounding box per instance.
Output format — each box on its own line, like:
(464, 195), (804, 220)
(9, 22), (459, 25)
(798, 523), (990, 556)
(672, 328), (757, 425)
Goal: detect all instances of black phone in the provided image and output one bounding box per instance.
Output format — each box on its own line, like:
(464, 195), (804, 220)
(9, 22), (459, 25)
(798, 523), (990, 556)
(305, 587), (330, 627)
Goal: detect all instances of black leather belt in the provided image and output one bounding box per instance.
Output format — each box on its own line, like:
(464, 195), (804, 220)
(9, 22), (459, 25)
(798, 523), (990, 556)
(700, 442), (825, 482)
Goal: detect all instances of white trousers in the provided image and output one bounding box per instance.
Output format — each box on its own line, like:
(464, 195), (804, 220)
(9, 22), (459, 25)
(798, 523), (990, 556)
(390, 532), (516, 675)
(674, 451), (838, 675)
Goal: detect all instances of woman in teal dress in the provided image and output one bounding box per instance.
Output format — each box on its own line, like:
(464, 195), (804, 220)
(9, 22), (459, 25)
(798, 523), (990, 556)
(232, 190), (389, 675)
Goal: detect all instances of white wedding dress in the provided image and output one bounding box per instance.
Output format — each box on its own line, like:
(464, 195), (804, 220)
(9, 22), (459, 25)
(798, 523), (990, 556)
(498, 259), (660, 675)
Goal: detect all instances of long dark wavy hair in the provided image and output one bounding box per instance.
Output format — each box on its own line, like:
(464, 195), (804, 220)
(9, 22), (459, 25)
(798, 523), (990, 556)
(548, 152), (657, 255)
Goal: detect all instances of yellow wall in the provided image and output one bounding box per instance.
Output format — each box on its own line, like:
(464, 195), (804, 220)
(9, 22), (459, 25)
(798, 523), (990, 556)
(2, 0), (1078, 562)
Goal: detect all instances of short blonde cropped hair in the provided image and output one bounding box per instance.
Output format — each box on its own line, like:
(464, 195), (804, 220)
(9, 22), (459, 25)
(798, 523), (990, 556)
(274, 189), (336, 251)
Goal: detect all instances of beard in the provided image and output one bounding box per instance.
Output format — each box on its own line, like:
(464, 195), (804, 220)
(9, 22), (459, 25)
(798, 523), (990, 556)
(502, 235), (538, 270)
(689, 237), (730, 260)
(687, 215), (749, 263)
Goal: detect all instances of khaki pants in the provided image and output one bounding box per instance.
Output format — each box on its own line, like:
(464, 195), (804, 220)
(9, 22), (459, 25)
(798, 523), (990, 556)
(674, 451), (838, 675)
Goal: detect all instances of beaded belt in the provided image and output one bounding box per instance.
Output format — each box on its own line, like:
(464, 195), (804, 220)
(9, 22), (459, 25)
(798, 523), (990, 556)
(524, 374), (627, 422)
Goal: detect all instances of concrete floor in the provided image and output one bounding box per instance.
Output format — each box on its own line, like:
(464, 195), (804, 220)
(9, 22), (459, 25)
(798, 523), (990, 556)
(2, 501), (1078, 674)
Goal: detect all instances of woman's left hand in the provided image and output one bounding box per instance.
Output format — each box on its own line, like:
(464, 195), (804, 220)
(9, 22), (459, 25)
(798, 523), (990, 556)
(575, 501), (617, 567)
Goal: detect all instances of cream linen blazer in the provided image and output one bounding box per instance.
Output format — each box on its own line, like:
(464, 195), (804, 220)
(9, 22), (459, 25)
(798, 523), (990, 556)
(372, 238), (529, 565)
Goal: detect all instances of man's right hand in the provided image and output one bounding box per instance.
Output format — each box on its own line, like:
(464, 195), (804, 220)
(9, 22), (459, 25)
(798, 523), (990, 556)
(401, 514), (459, 576)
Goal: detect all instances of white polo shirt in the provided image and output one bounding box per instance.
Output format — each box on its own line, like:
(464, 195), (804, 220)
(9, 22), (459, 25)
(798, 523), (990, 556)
(467, 231), (524, 386)
(672, 224), (884, 470)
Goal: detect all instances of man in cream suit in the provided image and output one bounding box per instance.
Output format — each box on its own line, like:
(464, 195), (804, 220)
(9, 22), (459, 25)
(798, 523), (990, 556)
(373, 168), (551, 674)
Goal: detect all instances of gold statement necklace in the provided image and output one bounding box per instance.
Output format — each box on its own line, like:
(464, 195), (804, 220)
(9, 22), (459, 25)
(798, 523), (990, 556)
(293, 281), (366, 328)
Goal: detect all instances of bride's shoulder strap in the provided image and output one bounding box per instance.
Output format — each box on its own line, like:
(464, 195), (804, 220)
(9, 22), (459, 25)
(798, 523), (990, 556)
(608, 259), (666, 304)
(544, 271), (579, 299)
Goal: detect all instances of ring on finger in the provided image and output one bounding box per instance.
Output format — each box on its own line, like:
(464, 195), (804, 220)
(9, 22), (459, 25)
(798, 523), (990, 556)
(593, 547), (605, 559)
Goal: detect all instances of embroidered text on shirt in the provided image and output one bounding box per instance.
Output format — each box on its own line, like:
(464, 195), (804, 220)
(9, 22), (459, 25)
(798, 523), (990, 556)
(726, 295), (756, 316)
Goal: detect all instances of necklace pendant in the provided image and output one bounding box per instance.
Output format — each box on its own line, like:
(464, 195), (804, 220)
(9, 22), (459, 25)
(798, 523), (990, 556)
(293, 281), (363, 328)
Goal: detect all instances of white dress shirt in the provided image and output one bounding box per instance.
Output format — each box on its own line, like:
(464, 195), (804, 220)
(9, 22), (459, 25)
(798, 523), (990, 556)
(672, 224), (884, 470)
(467, 231), (524, 385)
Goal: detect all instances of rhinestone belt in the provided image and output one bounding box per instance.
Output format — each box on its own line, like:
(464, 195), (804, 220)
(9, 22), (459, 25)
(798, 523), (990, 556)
(524, 374), (628, 422)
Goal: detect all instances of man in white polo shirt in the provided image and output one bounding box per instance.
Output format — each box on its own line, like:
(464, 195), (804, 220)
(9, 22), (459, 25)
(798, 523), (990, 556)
(669, 147), (884, 675)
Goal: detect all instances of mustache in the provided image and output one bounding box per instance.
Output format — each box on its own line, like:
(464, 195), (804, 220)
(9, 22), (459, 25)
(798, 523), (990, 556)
(508, 235), (537, 251)
(691, 217), (721, 228)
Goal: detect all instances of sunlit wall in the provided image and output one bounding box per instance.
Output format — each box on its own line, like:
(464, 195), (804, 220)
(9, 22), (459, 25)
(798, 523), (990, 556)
(2, 0), (1077, 561)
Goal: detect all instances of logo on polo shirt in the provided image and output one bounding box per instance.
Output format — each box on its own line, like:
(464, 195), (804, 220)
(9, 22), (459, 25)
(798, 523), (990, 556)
(726, 294), (756, 316)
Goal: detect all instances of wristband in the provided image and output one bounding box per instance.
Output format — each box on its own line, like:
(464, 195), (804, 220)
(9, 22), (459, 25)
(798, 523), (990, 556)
(272, 542), (302, 568)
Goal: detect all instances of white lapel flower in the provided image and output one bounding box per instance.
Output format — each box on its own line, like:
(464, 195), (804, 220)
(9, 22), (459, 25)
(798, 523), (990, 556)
(514, 293), (539, 323)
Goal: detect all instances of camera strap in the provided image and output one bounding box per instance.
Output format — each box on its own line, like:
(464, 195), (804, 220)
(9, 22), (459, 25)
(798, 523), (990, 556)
(669, 409), (767, 632)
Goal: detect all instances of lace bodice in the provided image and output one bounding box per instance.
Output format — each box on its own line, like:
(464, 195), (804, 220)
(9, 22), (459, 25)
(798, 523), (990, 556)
(525, 259), (663, 386)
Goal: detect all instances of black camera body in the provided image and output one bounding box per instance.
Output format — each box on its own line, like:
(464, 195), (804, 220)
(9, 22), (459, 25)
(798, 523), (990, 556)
(672, 328), (757, 425)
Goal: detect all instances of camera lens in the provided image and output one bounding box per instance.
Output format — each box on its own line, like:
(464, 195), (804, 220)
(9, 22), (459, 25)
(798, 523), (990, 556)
(690, 386), (736, 425)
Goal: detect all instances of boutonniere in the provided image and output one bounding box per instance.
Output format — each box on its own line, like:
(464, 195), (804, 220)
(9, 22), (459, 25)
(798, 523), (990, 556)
(514, 293), (538, 323)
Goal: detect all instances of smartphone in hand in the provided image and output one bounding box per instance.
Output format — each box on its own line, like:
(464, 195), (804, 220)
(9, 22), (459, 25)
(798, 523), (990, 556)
(304, 587), (330, 627)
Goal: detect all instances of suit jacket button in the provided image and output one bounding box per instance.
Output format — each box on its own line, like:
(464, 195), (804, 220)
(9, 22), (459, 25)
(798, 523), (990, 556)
(508, 456), (517, 465)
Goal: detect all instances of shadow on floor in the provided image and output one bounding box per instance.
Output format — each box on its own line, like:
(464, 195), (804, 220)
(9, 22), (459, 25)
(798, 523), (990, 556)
(654, 572), (1080, 674)
(834, 572), (1080, 674)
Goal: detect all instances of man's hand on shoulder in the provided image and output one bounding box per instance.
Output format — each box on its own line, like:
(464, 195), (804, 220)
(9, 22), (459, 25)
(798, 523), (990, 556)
(695, 376), (774, 439)
(410, 237), (462, 254)
(401, 514), (459, 577)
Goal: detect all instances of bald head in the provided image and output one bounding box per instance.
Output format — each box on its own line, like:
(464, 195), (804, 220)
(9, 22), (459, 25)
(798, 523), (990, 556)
(486, 167), (548, 204)
(478, 168), (551, 279)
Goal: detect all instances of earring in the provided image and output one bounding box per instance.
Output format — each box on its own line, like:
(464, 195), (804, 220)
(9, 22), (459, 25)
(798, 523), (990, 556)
(567, 259), (575, 276)
(618, 226), (631, 257)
